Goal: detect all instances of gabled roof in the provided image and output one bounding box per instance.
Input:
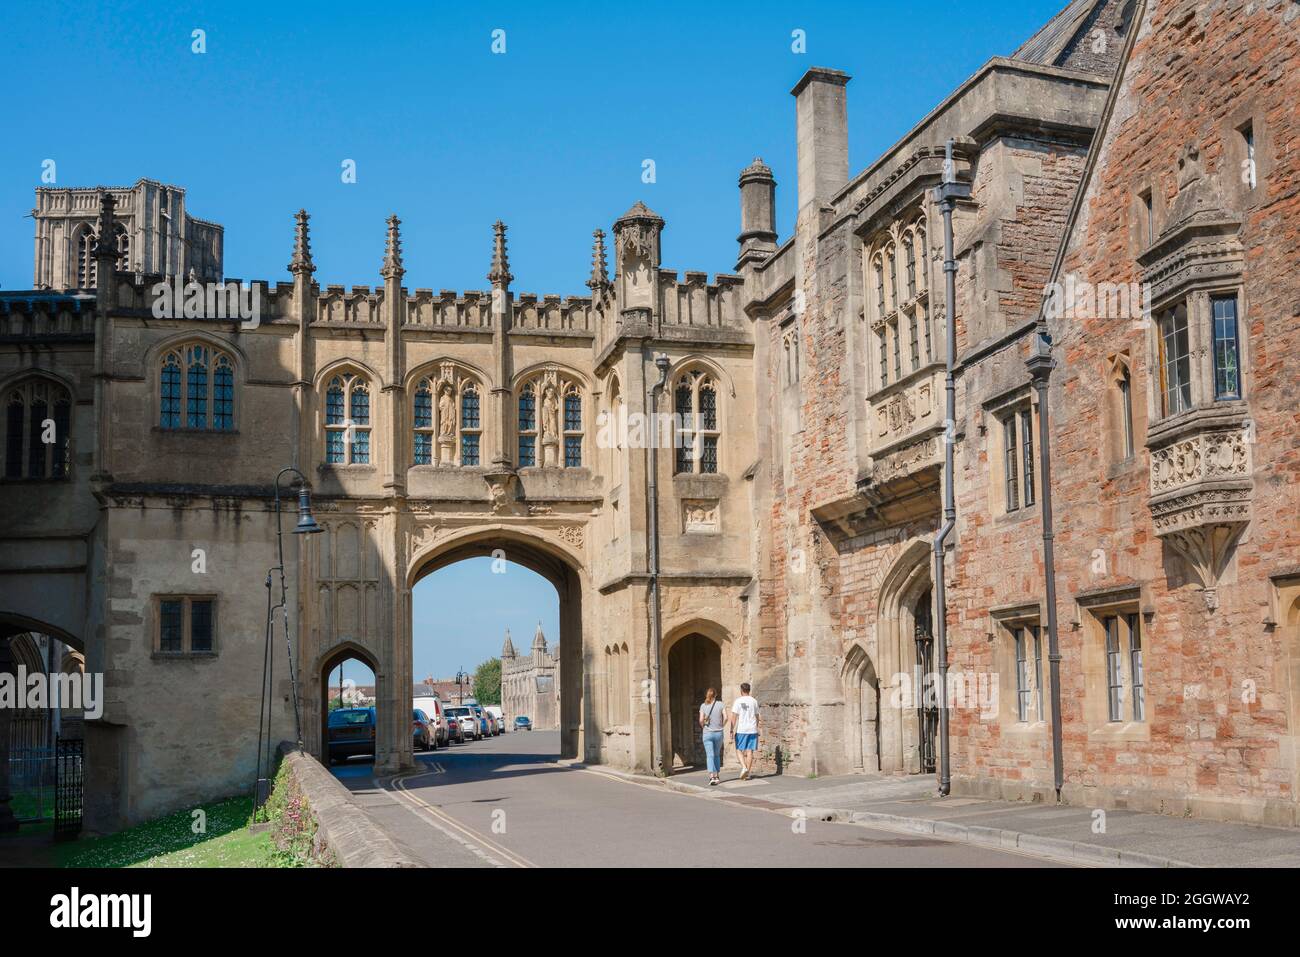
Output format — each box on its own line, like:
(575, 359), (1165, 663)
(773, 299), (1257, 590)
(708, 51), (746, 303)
(1013, 0), (1130, 72)
(1033, 0), (1147, 325)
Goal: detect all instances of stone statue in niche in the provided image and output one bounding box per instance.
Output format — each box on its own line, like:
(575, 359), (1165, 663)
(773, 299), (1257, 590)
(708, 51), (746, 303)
(438, 383), (455, 438)
(541, 384), (560, 467)
(437, 381), (456, 466)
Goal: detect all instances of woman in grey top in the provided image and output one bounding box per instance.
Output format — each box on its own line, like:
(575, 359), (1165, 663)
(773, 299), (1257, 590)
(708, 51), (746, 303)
(698, 687), (726, 785)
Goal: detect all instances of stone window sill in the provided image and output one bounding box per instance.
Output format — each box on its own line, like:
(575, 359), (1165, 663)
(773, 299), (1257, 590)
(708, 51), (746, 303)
(993, 506), (1037, 527)
(1087, 720), (1150, 744)
(153, 427), (240, 436)
(1000, 720), (1049, 739)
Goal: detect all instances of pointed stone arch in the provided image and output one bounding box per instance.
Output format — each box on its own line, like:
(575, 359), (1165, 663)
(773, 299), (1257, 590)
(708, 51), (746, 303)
(662, 620), (729, 772)
(317, 641), (381, 766)
(400, 523), (589, 764)
(842, 642), (880, 772)
(875, 538), (934, 774)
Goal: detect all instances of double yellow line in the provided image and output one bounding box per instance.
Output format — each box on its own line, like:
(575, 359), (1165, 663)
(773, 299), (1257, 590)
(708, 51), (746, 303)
(389, 770), (535, 869)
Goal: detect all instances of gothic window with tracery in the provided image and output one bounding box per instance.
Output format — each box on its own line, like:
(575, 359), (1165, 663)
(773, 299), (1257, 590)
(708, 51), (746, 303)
(159, 343), (235, 431)
(114, 223), (130, 272)
(516, 371), (584, 469)
(2, 379), (72, 480)
(411, 369), (484, 467)
(76, 226), (96, 288)
(324, 371), (370, 464)
(673, 369), (720, 475)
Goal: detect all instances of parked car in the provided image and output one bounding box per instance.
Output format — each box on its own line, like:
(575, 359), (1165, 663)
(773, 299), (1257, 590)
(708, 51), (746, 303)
(485, 705), (505, 733)
(483, 711), (499, 736)
(412, 708), (436, 751)
(470, 704), (491, 738)
(514, 716), (532, 731)
(328, 707), (376, 764)
(414, 695), (448, 747)
(445, 706), (481, 740)
(445, 714), (464, 744)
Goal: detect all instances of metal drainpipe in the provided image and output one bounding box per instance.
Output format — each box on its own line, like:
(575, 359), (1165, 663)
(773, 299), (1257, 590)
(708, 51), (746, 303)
(931, 140), (969, 797)
(1028, 330), (1065, 800)
(646, 352), (671, 776)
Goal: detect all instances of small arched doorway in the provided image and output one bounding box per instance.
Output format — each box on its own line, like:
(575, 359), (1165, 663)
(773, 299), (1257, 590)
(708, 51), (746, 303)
(913, 587), (937, 774)
(319, 644), (379, 767)
(875, 540), (936, 775)
(843, 645), (880, 772)
(666, 633), (722, 770)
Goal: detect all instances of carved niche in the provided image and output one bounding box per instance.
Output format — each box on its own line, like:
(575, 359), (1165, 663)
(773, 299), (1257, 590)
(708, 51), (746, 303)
(682, 499), (720, 533)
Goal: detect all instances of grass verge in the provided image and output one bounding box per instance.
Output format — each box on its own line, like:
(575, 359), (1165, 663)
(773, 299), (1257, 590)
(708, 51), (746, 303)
(57, 760), (323, 868)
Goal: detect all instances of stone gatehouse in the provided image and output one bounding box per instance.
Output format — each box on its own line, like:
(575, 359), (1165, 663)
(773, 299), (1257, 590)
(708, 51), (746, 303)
(2, 0), (1297, 833)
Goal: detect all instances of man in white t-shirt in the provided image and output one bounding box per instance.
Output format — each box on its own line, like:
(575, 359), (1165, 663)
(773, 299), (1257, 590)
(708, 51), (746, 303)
(730, 682), (761, 780)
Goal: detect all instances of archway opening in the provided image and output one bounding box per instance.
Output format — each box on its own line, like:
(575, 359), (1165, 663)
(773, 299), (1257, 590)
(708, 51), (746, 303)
(407, 529), (584, 767)
(666, 633), (722, 770)
(321, 646), (378, 769)
(0, 616), (85, 832)
(411, 554), (561, 759)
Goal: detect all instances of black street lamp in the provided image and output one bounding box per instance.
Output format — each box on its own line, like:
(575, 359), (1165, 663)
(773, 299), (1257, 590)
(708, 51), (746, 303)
(252, 467), (323, 813)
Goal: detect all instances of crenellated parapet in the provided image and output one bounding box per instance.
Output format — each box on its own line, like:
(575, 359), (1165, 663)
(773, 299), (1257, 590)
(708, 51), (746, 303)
(657, 271), (745, 332)
(403, 289), (495, 329)
(317, 285), (385, 325)
(0, 292), (97, 339)
(102, 272), (291, 322)
(511, 294), (595, 334)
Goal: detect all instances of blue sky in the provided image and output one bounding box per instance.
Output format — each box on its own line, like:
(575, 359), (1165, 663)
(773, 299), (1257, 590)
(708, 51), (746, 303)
(2, 0), (1067, 294)
(411, 557), (559, 681)
(4, 0), (1066, 676)
(331, 557), (559, 686)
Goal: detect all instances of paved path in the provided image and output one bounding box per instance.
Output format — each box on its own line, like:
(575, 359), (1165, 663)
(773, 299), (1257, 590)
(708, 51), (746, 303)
(661, 760), (1300, 867)
(332, 731), (1062, 868)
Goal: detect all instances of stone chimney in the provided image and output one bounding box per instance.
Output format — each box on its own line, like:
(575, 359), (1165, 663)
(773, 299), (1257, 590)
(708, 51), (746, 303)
(737, 157), (778, 269)
(790, 67), (851, 218)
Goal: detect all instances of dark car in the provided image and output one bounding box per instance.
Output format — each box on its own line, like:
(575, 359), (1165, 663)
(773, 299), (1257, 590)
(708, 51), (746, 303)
(412, 708), (436, 751)
(514, 716), (532, 731)
(445, 715), (465, 744)
(328, 707), (376, 764)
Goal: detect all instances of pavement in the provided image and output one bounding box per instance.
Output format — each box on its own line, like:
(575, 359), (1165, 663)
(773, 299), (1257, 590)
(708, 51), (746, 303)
(333, 731), (1300, 867)
(624, 760), (1300, 868)
(333, 731), (1062, 867)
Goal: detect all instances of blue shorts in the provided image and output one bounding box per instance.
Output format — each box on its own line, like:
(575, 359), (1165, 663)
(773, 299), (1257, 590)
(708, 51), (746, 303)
(736, 733), (758, 752)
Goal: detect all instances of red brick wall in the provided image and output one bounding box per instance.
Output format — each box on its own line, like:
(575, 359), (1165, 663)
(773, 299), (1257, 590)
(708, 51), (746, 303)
(970, 0), (1300, 818)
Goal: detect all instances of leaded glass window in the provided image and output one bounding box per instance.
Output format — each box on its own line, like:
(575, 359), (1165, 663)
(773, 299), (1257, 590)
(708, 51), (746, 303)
(159, 343), (235, 431)
(673, 370), (720, 475)
(1, 379), (73, 480)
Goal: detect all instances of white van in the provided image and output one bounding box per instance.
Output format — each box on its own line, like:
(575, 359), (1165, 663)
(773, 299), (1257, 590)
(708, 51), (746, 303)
(413, 695), (447, 747)
(484, 705), (506, 734)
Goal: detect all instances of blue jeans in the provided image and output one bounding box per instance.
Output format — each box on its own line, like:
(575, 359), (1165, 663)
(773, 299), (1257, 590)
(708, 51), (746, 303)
(702, 730), (724, 774)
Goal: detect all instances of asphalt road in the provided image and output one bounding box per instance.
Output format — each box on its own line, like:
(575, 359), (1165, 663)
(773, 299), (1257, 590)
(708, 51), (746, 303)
(332, 730), (1065, 868)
